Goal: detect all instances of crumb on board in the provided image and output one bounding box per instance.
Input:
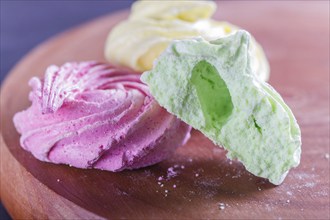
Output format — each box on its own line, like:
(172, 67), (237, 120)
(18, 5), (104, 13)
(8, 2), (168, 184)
(218, 202), (226, 210)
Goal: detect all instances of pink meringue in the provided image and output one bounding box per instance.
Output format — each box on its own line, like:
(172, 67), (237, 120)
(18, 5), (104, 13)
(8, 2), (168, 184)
(13, 61), (191, 171)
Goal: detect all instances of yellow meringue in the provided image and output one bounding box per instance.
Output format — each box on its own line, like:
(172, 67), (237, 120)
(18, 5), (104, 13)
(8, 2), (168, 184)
(105, 0), (270, 81)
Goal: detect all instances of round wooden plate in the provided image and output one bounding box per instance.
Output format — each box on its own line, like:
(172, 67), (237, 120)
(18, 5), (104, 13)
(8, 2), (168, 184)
(1, 2), (329, 219)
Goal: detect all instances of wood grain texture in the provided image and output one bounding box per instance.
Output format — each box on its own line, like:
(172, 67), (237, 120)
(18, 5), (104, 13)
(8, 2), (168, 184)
(1, 2), (329, 219)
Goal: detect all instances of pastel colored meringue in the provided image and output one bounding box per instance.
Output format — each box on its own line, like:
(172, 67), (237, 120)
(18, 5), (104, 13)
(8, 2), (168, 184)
(105, 0), (270, 81)
(13, 61), (191, 171)
(141, 31), (301, 185)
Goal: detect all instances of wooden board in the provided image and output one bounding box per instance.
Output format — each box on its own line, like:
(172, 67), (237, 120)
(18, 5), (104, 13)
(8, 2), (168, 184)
(1, 1), (329, 219)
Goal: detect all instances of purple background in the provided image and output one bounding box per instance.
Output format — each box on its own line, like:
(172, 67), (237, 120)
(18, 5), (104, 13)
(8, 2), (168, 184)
(0, 1), (134, 219)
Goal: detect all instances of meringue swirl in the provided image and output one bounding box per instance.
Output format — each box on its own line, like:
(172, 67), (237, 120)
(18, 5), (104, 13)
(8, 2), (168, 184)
(13, 61), (191, 171)
(105, 0), (270, 81)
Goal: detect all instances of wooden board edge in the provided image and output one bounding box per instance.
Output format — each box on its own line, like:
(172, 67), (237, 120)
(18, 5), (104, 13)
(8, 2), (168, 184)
(0, 134), (104, 219)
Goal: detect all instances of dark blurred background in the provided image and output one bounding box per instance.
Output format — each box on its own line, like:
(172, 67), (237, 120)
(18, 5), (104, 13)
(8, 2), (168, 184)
(0, 1), (134, 219)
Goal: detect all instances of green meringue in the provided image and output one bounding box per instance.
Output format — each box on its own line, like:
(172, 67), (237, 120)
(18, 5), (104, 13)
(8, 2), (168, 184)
(141, 30), (301, 185)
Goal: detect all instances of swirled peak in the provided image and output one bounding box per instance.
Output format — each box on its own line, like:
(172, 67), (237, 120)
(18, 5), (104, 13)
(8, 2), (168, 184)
(105, 0), (270, 81)
(130, 0), (216, 21)
(13, 61), (191, 171)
